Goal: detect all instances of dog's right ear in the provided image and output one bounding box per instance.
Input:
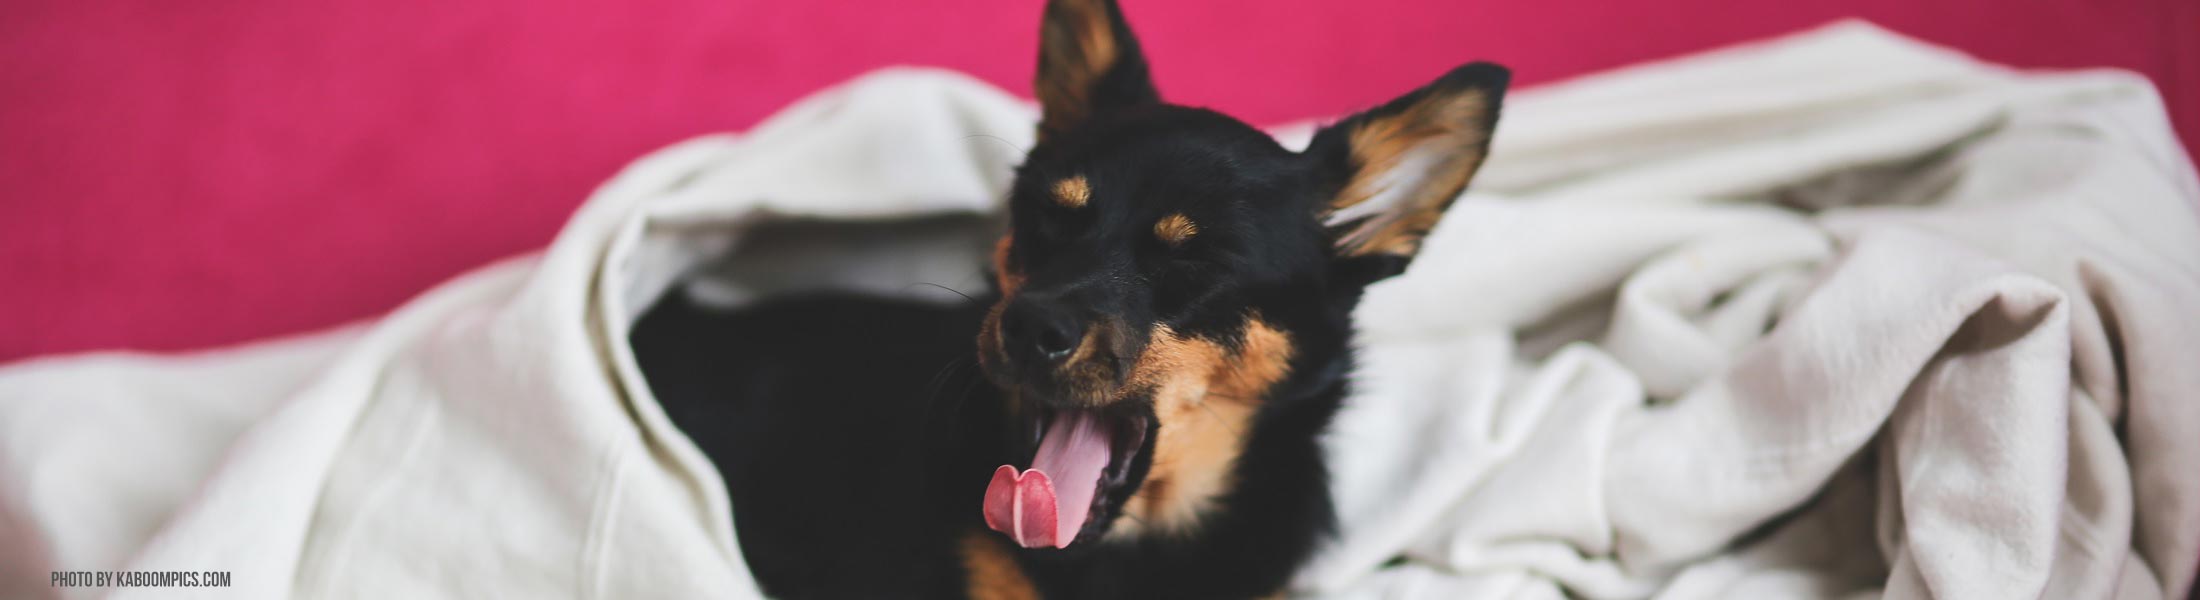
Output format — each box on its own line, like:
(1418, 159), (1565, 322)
(1303, 62), (1508, 263)
(1034, 0), (1159, 140)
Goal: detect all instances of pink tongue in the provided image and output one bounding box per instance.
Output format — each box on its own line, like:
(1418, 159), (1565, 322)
(981, 411), (1113, 549)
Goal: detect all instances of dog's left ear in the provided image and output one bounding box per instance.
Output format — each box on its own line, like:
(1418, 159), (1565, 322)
(1034, 0), (1160, 140)
(1304, 62), (1509, 260)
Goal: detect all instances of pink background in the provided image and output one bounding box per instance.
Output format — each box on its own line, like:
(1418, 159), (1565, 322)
(3, 0), (2195, 361)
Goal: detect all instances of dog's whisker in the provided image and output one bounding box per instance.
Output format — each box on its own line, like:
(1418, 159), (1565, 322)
(917, 362), (956, 422)
(919, 357), (977, 442)
(951, 362), (985, 413)
(905, 281), (978, 303)
(1197, 401), (1245, 437)
(964, 133), (1032, 159)
(923, 356), (968, 399)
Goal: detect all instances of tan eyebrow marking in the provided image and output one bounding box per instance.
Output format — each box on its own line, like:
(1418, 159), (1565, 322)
(1053, 176), (1091, 208)
(1154, 213), (1198, 246)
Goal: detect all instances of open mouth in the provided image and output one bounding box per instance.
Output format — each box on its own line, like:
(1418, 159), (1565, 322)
(981, 405), (1153, 549)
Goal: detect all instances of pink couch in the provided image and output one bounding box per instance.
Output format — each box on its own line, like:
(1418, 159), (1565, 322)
(3, 0), (2193, 361)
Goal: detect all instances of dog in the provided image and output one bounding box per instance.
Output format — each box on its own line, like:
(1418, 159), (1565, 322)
(632, 0), (1508, 597)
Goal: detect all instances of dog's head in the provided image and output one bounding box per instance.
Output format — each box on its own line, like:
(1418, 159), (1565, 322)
(977, 0), (1507, 550)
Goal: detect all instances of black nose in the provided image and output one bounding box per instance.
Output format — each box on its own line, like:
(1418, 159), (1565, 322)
(1002, 297), (1083, 364)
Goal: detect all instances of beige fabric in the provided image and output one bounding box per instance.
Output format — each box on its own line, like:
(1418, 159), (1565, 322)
(0, 21), (2193, 600)
(1302, 22), (2200, 600)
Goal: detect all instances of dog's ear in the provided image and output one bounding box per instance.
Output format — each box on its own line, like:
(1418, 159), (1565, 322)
(1034, 0), (1159, 140)
(1304, 62), (1508, 260)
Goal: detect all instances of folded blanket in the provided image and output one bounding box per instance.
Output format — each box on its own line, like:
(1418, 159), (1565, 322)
(2, 21), (2193, 599)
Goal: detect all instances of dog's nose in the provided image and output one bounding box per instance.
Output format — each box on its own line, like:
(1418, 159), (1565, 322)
(1002, 297), (1083, 364)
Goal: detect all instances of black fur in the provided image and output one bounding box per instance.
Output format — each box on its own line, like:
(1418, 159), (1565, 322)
(636, 290), (1006, 598)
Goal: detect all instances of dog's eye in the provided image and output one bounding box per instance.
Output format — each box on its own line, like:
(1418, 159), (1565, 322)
(1033, 209), (1081, 244)
(1012, 213), (1089, 273)
(1015, 204), (1081, 249)
(1152, 257), (1230, 317)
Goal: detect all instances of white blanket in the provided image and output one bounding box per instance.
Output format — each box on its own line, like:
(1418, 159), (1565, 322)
(2, 21), (2194, 599)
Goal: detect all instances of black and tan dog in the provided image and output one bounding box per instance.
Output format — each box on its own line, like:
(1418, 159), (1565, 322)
(633, 0), (1507, 597)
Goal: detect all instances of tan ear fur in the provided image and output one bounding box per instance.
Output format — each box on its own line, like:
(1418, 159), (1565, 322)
(1034, 0), (1157, 139)
(1313, 63), (1509, 257)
